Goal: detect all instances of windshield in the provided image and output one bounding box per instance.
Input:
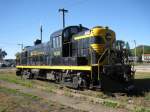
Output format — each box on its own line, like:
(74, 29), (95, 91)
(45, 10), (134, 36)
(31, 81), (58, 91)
(91, 36), (105, 44)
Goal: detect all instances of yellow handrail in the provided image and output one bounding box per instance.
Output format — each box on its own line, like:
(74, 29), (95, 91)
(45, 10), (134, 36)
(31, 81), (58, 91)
(97, 48), (109, 80)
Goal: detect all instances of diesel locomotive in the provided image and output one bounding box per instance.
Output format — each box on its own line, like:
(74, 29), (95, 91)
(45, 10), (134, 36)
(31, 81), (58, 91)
(16, 25), (135, 91)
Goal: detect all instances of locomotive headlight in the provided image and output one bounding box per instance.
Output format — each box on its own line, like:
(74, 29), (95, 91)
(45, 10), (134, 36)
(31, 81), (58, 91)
(105, 33), (112, 41)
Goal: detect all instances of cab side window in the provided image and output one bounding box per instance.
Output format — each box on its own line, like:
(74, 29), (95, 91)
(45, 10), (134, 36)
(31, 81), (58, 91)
(52, 36), (62, 48)
(52, 37), (56, 48)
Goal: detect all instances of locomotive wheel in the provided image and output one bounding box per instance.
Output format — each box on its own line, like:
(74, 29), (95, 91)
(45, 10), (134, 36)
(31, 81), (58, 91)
(55, 75), (61, 83)
(73, 76), (80, 89)
(72, 76), (83, 89)
(22, 70), (31, 80)
(16, 69), (21, 76)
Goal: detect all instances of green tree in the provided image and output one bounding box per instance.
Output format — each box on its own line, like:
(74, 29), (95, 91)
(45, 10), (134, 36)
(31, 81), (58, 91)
(0, 49), (7, 61)
(125, 42), (132, 56)
(116, 40), (125, 50)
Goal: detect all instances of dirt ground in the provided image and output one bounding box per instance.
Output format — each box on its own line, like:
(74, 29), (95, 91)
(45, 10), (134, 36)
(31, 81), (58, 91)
(0, 66), (150, 112)
(0, 87), (79, 112)
(0, 80), (125, 112)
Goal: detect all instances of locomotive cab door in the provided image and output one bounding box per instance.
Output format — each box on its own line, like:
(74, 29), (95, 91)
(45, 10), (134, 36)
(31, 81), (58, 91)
(62, 27), (79, 57)
(62, 28), (71, 57)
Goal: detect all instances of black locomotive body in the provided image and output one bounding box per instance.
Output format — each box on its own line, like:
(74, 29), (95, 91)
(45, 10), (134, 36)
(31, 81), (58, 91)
(16, 25), (134, 91)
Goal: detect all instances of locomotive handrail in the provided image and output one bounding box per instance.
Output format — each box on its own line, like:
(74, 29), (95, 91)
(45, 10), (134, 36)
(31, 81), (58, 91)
(90, 47), (93, 80)
(97, 48), (109, 80)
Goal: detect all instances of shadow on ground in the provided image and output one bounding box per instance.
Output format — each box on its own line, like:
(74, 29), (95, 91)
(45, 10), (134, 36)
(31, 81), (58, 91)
(132, 78), (150, 95)
(119, 78), (150, 97)
(101, 75), (150, 97)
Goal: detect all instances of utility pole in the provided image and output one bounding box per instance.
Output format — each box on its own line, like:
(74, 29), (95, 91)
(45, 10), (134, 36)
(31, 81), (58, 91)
(134, 40), (136, 63)
(59, 8), (68, 28)
(17, 43), (23, 65)
(143, 45), (144, 55)
(18, 43), (23, 51)
(142, 45), (145, 63)
(40, 25), (43, 43)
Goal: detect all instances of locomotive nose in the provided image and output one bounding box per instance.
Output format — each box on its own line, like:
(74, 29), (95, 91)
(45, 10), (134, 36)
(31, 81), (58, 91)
(89, 26), (116, 64)
(90, 27), (105, 54)
(90, 44), (104, 54)
(90, 26), (115, 54)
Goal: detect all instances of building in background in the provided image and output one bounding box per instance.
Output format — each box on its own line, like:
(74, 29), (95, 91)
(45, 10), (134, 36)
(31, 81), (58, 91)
(142, 54), (150, 62)
(128, 56), (139, 62)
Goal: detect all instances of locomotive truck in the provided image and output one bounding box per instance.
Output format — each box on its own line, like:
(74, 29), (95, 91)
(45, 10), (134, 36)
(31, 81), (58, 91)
(16, 25), (135, 91)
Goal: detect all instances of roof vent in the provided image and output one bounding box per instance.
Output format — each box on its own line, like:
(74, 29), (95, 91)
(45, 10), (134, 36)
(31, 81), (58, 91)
(34, 39), (41, 46)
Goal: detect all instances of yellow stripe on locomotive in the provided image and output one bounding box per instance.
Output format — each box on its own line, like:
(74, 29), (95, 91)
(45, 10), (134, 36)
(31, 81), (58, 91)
(90, 44), (104, 53)
(73, 26), (116, 61)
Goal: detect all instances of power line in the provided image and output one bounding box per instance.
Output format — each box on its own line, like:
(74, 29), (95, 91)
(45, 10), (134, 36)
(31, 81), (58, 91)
(63, 0), (90, 10)
(17, 43), (24, 51)
(0, 43), (18, 46)
(134, 40), (137, 63)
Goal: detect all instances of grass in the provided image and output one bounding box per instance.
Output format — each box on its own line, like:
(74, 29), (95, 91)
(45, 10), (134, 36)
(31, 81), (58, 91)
(0, 86), (79, 112)
(0, 86), (40, 100)
(0, 73), (122, 109)
(0, 73), (33, 88)
(135, 72), (150, 79)
(145, 93), (150, 100)
(0, 70), (150, 111)
(0, 86), (40, 112)
(102, 100), (119, 108)
(133, 107), (150, 112)
(134, 63), (150, 66)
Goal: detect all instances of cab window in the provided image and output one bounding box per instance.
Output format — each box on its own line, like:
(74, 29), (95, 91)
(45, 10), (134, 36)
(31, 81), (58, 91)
(91, 37), (105, 44)
(52, 36), (62, 48)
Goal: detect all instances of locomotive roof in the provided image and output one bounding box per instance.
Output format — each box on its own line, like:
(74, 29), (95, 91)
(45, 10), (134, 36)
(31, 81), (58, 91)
(23, 41), (50, 52)
(50, 29), (63, 37)
(50, 25), (89, 38)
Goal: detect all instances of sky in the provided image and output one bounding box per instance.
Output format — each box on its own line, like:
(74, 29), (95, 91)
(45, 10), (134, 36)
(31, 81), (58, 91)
(0, 0), (150, 59)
